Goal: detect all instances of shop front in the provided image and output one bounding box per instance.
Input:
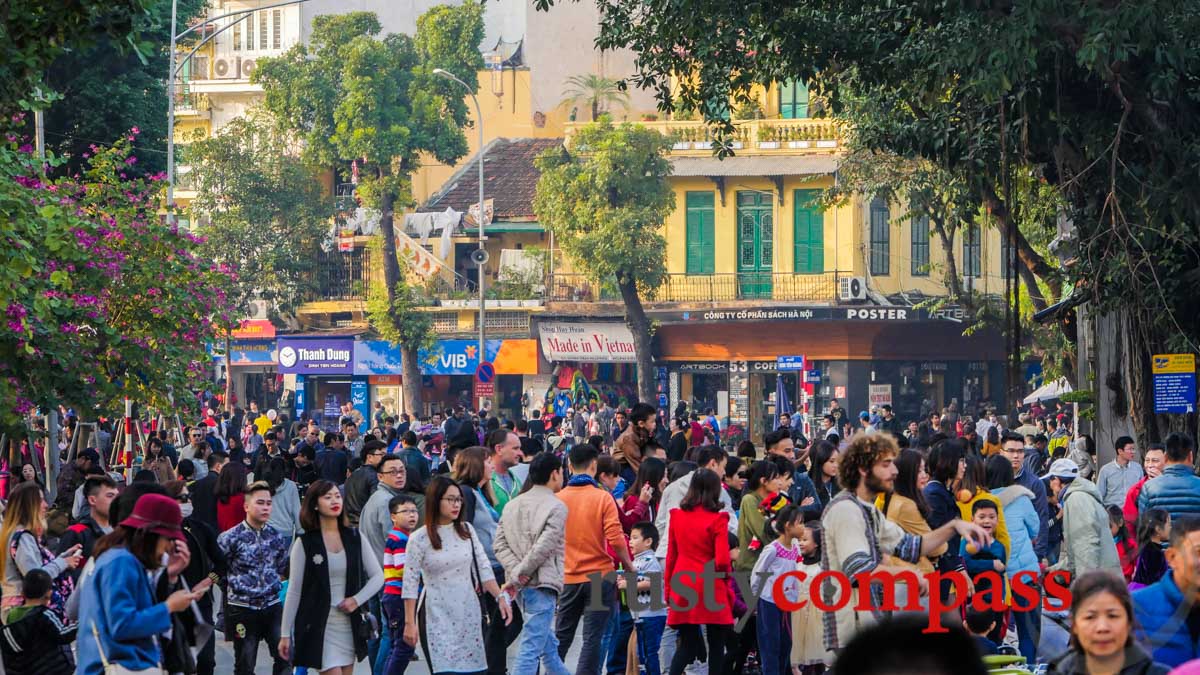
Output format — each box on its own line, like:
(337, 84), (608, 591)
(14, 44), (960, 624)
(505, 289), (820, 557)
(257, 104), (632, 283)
(353, 339), (539, 419)
(537, 321), (640, 415)
(653, 305), (1007, 437)
(278, 336), (357, 431)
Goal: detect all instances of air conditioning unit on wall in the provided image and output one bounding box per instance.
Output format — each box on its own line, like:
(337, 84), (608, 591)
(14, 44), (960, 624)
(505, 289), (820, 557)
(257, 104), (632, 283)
(838, 276), (868, 302)
(213, 57), (256, 79)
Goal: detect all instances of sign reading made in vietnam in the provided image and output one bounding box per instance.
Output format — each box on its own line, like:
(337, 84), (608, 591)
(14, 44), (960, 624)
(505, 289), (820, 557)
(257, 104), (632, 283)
(539, 322), (637, 363)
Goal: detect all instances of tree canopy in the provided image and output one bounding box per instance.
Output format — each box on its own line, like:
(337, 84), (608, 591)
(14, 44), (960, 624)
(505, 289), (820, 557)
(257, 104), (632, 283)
(186, 114), (334, 323)
(535, 118), (675, 402)
(0, 128), (232, 428)
(255, 6), (484, 411)
(557, 0), (1200, 430)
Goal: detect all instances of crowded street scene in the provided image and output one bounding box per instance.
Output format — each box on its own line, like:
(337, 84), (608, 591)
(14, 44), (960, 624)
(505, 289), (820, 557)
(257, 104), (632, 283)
(2, 0), (1199, 674)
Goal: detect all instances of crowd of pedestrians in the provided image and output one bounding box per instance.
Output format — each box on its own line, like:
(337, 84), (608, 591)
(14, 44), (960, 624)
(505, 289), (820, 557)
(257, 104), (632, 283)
(3, 399), (1200, 675)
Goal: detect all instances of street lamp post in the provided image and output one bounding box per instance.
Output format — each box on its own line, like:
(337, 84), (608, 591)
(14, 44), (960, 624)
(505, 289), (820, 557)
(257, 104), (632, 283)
(166, 0), (313, 223)
(433, 68), (487, 403)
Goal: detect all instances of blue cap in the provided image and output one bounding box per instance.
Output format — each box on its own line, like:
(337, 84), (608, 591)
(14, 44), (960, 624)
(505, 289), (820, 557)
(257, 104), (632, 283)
(859, 411), (870, 420)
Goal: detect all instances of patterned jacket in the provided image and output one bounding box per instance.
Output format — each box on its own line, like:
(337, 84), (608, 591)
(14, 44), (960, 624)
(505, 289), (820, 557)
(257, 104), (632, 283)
(217, 520), (288, 609)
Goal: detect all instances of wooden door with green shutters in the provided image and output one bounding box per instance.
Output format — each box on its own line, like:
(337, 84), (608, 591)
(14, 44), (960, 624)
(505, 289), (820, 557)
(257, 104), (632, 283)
(685, 192), (715, 274)
(736, 191), (773, 298)
(793, 189), (823, 274)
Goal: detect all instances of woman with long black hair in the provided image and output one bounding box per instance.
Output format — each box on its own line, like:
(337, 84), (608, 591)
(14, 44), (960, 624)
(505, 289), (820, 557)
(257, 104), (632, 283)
(402, 476), (511, 674)
(805, 441), (840, 510)
(923, 440), (966, 602)
(879, 448), (944, 578)
(279, 480), (383, 674)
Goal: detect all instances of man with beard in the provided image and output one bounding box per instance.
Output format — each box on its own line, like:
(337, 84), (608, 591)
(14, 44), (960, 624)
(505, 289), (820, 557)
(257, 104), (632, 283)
(821, 432), (990, 652)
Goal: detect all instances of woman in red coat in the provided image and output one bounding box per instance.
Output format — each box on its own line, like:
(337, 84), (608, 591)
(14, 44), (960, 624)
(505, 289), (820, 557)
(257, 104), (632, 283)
(665, 468), (734, 675)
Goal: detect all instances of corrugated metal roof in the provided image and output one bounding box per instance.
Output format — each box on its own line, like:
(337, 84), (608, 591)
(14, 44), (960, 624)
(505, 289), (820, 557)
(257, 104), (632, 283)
(670, 155), (839, 177)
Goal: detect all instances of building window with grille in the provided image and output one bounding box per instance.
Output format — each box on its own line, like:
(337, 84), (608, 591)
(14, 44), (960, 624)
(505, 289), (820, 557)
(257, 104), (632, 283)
(272, 10), (282, 49)
(870, 197), (890, 276)
(685, 192), (715, 274)
(779, 80), (809, 119)
(911, 215), (930, 276)
(962, 222), (981, 278)
(1001, 240), (1016, 280)
(245, 16), (254, 50)
(260, 11), (268, 50)
(233, 20), (241, 50)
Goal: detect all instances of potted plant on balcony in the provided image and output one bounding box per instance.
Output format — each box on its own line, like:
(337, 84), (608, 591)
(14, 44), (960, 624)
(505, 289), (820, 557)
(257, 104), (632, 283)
(816, 123), (838, 148)
(786, 125), (808, 149)
(671, 129), (691, 150)
(756, 124), (780, 149)
(693, 127), (712, 150)
(641, 113), (659, 122)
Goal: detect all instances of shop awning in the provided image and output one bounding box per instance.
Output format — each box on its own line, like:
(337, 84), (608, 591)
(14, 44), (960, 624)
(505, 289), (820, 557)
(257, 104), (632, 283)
(670, 155), (839, 177)
(1023, 377), (1073, 404)
(539, 322), (637, 363)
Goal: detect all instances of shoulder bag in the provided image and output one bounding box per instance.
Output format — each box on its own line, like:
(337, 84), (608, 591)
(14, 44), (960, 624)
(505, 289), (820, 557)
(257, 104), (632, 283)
(91, 621), (163, 675)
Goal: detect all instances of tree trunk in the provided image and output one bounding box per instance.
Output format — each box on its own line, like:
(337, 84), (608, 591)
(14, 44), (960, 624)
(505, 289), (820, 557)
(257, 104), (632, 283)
(930, 214), (964, 300)
(616, 273), (657, 404)
(375, 170), (423, 414)
(1088, 304), (1138, 464)
(981, 186), (1061, 311)
(400, 343), (422, 416)
(225, 331), (233, 413)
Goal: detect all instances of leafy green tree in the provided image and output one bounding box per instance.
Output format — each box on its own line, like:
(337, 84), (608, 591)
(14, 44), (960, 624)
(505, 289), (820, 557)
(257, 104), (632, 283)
(563, 0), (1200, 436)
(37, 0), (206, 177)
(535, 119), (675, 403)
(0, 0), (159, 114)
(0, 128), (232, 430)
(255, 7), (483, 413)
(186, 114), (335, 409)
(562, 74), (631, 121)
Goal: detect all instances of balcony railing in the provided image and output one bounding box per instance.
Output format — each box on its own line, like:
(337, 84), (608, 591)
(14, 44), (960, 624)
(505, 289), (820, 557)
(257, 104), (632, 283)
(304, 245), (378, 302)
(565, 118), (843, 155)
(547, 272), (840, 304)
(174, 92), (211, 115)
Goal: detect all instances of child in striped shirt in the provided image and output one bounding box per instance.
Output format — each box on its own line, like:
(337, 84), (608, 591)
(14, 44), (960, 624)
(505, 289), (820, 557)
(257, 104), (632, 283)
(383, 495), (419, 674)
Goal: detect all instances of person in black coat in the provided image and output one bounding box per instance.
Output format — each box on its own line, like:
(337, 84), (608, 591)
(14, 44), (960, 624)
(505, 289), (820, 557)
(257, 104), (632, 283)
(0, 570), (76, 675)
(165, 479), (228, 675)
(190, 452), (227, 533)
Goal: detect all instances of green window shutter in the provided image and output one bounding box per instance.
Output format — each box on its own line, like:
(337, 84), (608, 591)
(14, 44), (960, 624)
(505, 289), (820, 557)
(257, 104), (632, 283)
(793, 189), (823, 273)
(780, 80), (810, 119)
(685, 192), (715, 274)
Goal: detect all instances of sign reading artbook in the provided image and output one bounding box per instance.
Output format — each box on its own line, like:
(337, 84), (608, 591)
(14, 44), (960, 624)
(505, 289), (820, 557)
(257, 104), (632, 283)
(539, 322), (637, 363)
(1152, 353), (1196, 413)
(277, 338), (354, 375)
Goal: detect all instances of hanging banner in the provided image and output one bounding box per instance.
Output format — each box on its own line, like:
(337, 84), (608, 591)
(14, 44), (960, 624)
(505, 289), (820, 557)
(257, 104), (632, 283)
(395, 229), (447, 281)
(464, 198), (495, 228)
(539, 322), (637, 363)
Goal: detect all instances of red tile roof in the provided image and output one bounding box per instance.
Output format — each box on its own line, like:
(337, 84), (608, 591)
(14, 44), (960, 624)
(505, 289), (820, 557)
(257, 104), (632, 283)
(420, 137), (564, 220)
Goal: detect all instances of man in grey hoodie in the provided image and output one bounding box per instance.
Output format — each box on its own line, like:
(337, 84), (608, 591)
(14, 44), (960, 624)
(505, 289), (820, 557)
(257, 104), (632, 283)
(1044, 458), (1122, 578)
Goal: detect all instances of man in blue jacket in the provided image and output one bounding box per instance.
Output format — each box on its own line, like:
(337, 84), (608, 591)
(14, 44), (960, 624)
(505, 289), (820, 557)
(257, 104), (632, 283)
(1133, 515), (1200, 667)
(1138, 432), (1200, 522)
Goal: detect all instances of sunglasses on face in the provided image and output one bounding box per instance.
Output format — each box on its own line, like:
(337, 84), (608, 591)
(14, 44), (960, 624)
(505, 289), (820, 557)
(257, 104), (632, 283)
(177, 494), (191, 503)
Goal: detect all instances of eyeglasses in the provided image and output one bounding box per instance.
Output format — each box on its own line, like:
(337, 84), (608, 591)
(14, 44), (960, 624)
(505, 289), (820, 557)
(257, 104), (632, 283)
(379, 468), (406, 476)
(392, 508), (420, 516)
(177, 494), (191, 503)
(441, 496), (464, 504)
(736, 472), (750, 479)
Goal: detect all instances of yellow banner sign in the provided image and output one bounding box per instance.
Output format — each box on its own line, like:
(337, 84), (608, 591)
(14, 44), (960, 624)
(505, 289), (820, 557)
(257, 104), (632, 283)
(1152, 354), (1195, 374)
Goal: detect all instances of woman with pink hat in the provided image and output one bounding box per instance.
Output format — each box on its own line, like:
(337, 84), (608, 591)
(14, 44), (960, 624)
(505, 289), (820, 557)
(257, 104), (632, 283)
(75, 493), (210, 675)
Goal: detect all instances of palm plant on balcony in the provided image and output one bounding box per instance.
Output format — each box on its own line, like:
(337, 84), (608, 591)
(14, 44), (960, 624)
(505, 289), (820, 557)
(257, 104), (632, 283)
(562, 74), (632, 121)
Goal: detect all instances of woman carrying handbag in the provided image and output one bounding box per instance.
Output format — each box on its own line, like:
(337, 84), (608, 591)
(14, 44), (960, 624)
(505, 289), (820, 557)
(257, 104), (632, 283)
(76, 493), (210, 675)
(280, 479), (384, 674)
(402, 476), (512, 675)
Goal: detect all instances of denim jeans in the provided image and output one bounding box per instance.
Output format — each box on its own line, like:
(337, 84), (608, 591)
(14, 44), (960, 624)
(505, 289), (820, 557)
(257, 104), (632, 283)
(382, 593), (416, 675)
(1013, 600), (1041, 664)
(371, 594), (393, 674)
(557, 580), (617, 675)
(514, 587), (572, 675)
(754, 600), (790, 675)
(607, 611), (666, 675)
(226, 603), (288, 675)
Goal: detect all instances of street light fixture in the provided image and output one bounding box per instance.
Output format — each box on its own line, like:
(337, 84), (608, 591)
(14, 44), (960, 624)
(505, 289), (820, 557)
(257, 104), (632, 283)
(432, 68), (487, 403)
